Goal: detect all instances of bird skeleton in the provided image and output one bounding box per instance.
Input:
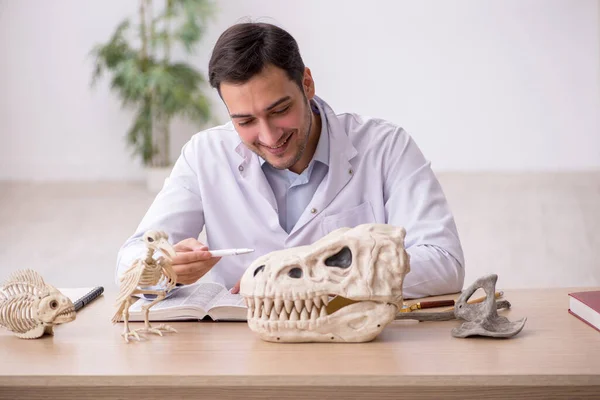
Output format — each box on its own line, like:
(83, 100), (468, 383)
(112, 230), (178, 342)
(0, 269), (76, 339)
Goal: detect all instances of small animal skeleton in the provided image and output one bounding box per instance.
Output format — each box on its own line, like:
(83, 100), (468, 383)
(112, 230), (178, 343)
(0, 269), (76, 339)
(395, 274), (527, 339)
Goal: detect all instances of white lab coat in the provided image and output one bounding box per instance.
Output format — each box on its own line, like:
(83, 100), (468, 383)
(116, 96), (465, 299)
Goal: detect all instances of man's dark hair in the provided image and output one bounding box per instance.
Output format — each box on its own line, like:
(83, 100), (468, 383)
(208, 22), (305, 94)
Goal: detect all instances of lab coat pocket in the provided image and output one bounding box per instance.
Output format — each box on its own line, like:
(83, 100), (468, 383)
(321, 201), (376, 235)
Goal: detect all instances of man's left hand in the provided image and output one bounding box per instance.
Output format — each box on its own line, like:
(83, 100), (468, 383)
(230, 279), (241, 294)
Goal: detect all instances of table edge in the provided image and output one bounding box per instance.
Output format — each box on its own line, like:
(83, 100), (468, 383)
(1, 374), (599, 387)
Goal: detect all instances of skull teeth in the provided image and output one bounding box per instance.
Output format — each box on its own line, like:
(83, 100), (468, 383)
(320, 306), (327, 318)
(264, 298), (273, 316)
(57, 308), (75, 317)
(284, 300), (293, 314)
(247, 295), (330, 322)
(290, 308), (299, 321)
(310, 307), (318, 321)
(274, 300), (283, 314)
(305, 299), (313, 312)
(300, 308), (309, 321)
(313, 297), (321, 308)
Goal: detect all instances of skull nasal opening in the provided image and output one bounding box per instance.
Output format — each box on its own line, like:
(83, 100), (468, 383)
(288, 267), (303, 279)
(324, 246), (352, 269)
(253, 265), (265, 277)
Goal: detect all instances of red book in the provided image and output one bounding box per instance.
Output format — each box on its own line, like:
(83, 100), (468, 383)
(568, 290), (600, 332)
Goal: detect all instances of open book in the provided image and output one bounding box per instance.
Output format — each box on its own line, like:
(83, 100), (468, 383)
(126, 281), (247, 322)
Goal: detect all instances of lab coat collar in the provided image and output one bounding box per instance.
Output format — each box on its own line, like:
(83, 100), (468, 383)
(309, 97), (331, 167)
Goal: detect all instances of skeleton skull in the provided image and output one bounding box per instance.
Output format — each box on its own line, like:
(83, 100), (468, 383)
(239, 223), (410, 343)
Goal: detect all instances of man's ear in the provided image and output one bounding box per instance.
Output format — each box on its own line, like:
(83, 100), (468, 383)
(303, 67), (315, 99)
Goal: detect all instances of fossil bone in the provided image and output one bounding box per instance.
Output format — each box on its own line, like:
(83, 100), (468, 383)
(451, 274), (526, 338)
(0, 269), (76, 339)
(239, 223), (410, 343)
(112, 230), (178, 343)
(394, 274), (526, 339)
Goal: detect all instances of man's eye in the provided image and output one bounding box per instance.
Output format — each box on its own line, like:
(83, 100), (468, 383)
(272, 106), (290, 115)
(238, 119), (254, 127)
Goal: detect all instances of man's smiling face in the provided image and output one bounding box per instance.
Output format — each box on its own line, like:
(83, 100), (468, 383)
(220, 64), (316, 172)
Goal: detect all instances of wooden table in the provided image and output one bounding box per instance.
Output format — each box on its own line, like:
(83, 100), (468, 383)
(1, 288), (599, 399)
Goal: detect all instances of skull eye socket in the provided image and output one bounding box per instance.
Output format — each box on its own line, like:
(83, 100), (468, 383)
(253, 265), (265, 277)
(147, 237), (154, 243)
(324, 246), (352, 269)
(50, 300), (58, 309)
(288, 267), (303, 279)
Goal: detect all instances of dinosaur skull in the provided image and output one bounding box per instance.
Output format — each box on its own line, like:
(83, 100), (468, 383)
(239, 223), (410, 343)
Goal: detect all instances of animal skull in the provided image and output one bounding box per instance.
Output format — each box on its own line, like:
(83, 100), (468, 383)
(240, 223), (410, 343)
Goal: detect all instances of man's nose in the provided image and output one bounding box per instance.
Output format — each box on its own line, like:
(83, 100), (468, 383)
(257, 120), (281, 146)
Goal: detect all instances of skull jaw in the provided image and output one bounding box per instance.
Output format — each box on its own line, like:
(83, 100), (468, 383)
(248, 301), (398, 343)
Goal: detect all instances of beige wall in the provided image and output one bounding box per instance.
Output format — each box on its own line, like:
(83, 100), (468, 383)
(0, 0), (599, 180)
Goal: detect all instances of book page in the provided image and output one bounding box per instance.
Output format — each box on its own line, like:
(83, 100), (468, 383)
(182, 282), (225, 310)
(129, 282), (224, 314)
(211, 290), (247, 308)
(207, 289), (248, 321)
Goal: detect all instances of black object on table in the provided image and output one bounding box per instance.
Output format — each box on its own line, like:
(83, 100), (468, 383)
(73, 286), (104, 312)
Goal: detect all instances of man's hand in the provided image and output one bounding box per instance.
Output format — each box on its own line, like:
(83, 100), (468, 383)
(230, 279), (241, 294)
(171, 238), (221, 285)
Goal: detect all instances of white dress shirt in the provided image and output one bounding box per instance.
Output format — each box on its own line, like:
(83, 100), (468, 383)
(115, 95), (465, 299)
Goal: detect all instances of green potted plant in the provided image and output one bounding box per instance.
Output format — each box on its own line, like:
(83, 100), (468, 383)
(91, 0), (215, 191)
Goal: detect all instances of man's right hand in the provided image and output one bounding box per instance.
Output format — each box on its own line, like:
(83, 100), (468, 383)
(170, 238), (221, 285)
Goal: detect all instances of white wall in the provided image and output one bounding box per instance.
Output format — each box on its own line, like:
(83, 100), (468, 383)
(0, 0), (599, 181)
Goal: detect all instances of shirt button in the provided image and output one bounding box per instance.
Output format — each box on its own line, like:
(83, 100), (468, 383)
(238, 165), (244, 172)
(348, 168), (353, 175)
(311, 208), (317, 214)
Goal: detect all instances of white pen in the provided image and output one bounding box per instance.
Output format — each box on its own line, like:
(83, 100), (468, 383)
(209, 248), (255, 257)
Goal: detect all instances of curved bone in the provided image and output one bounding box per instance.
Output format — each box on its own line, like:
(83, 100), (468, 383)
(451, 274), (526, 338)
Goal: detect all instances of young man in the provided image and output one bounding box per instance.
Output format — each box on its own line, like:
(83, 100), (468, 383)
(115, 22), (465, 299)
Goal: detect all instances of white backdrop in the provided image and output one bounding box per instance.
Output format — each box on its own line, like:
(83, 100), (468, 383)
(1, 0), (599, 180)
